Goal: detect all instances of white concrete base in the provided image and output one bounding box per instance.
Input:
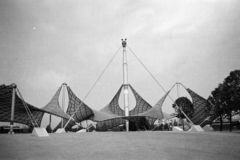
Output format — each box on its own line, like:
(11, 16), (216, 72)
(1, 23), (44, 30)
(76, 129), (87, 133)
(203, 125), (214, 132)
(188, 125), (204, 132)
(172, 126), (183, 132)
(55, 128), (66, 133)
(32, 127), (49, 137)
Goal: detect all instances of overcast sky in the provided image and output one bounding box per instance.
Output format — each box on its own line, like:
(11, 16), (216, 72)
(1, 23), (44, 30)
(0, 0), (240, 127)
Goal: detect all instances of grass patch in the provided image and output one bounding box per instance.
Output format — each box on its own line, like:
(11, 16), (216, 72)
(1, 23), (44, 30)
(0, 131), (240, 160)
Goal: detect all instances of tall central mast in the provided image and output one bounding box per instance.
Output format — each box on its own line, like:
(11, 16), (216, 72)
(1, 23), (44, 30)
(122, 39), (129, 132)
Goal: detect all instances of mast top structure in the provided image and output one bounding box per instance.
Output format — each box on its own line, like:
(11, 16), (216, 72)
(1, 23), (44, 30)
(10, 83), (17, 88)
(122, 39), (127, 48)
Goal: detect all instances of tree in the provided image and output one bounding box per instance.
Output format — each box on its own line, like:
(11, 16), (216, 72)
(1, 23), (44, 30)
(172, 97), (194, 130)
(209, 70), (240, 132)
(222, 70), (240, 131)
(208, 86), (225, 131)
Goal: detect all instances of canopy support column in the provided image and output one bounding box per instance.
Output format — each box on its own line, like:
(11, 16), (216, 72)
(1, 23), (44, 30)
(9, 83), (17, 134)
(61, 83), (67, 128)
(122, 39), (129, 132)
(49, 114), (52, 132)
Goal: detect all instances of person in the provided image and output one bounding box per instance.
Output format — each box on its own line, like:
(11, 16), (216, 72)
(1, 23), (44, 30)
(162, 121), (169, 131)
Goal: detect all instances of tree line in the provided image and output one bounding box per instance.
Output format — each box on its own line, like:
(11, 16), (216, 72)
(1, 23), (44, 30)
(173, 70), (240, 132)
(207, 70), (240, 131)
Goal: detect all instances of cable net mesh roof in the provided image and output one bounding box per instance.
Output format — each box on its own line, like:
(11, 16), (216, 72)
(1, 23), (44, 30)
(100, 84), (153, 116)
(0, 84), (73, 128)
(138, 91), (169, 119)
(54, 86), (124, 131)
(67, 86), (94, 122)
(54, 86), (94, 131)
(0, 83), (169, 131)
(0, 84), (44, 127)
(41, 86), (70, 120)
(96, 87), (170, 131)
(186, 88), (210, 125)
(54, 84), (169, 131)
(99, 85), (124, 115)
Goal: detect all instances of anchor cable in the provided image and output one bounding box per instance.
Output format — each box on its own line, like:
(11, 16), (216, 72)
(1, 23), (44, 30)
(64, 45), (122, 128)
(16, 88), (39, 127)
(127, 45), (194, 124)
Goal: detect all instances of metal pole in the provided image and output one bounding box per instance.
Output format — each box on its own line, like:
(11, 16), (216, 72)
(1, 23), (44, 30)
(61, 83), (66, 128)
(122, 39), (129, 132)
(49, 114), (52, 130)
(177, 83), (179, 98)
(86, 120), (89, 132)
(9, 83), (17, 134)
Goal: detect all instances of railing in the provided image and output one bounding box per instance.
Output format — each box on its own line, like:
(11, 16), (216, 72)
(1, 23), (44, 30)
(212, 121), (240, 131)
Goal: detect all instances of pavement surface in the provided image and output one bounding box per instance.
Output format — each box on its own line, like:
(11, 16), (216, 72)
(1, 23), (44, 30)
(0, 131), (240, 160)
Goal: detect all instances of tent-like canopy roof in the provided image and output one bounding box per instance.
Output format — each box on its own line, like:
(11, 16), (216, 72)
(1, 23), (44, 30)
(0, 84), (44, 127)
(0, 84), (71, 128)
(0, 83), (212, 131)
(54, 84), (170, 131)
(185, 88), (210, 126)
